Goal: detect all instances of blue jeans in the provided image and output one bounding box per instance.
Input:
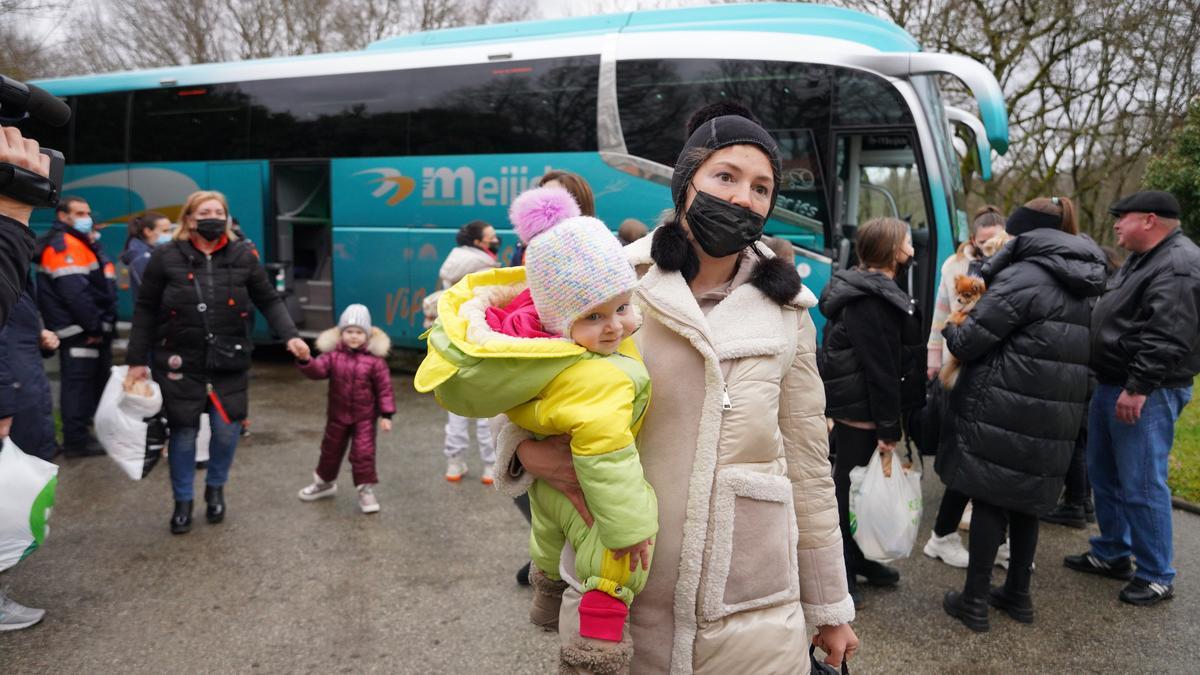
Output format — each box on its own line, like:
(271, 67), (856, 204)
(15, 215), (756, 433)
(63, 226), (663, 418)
(167, 405), (242, 501)
(1086, 383), (1191, 585)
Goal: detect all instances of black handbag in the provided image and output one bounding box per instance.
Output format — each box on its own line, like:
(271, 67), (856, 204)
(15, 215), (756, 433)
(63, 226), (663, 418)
(189, 261), (252, 372)
(809, 644), (850, 675)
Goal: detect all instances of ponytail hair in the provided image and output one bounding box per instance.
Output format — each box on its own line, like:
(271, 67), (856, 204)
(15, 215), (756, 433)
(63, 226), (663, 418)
(1025, 196), (1078, 235)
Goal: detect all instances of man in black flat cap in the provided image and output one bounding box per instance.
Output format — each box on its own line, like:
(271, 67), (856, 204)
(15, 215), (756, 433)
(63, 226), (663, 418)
(1065, 190), (1200, 606)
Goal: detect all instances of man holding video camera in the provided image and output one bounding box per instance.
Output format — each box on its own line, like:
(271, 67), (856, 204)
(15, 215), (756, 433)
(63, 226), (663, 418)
(0, 124), (45, 330)
(0, 122), (53, 631)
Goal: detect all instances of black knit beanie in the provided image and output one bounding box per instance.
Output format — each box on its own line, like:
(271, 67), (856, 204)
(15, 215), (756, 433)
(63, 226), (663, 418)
(670, 102), (783, 217)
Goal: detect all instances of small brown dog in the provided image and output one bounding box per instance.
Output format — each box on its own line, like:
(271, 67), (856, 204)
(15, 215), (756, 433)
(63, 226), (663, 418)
(939, 274), (987, 390)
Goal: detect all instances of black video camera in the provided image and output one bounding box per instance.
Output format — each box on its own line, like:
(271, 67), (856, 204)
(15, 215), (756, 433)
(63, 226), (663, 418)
(0, 74), (70, 209)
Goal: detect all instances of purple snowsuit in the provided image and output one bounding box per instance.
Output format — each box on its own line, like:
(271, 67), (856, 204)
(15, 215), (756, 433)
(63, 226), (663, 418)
(297, 328), (396, 485)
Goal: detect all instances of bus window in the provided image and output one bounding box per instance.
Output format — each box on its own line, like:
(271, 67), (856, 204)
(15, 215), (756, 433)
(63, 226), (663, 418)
(616, 60), (832, 239)
(243, 72), (410, 159)
(238, 56), (598, 159)
(408, 56), (598, 155)
(836, 134), (928, 231)
(74, 92), (128, 164)
(833, 70), (913, 126)
(131, 86), (248, 162)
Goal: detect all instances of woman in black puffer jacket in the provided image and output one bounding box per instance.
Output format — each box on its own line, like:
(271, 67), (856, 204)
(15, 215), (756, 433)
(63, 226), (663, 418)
(819, 217), (925, 606)
(126, 191), (309, 535)
(940, 197), (1106, 632)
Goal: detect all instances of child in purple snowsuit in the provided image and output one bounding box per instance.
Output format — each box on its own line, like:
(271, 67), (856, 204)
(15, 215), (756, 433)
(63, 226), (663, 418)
(295, 304), (396, 513)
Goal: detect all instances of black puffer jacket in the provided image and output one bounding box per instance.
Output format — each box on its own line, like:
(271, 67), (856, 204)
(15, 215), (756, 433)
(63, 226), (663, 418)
(126, 238), (298, 428)
(819, 268), (925, 442)
(939, 228), (1107, 515)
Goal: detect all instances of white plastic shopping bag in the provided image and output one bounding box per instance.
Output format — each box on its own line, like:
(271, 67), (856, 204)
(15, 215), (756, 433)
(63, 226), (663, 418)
(848, 450), (923, 562)
(95, 366), (165, 480)
(195, 414), (211, 463)
(0, 437), (58, 572)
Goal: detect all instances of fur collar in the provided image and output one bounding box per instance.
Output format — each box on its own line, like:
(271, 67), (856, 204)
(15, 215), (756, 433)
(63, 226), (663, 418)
(315, 326), (391, 357)
(629, 231), (816, 360)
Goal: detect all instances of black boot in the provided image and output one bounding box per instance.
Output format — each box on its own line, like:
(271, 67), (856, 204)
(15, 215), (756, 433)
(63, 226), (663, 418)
(170, 500), (193, 535)
(516, 561), (531, 587)
(988, 585), (1034, 623)
(943, 591), (989, 632)
(205, 486), (225, 524)
(1040, 501), (1087, 529)
(854, 559), (900, 587)
(1084, 496), (1096, 523)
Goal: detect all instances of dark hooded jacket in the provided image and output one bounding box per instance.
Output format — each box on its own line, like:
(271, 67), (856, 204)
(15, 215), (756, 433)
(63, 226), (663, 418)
(126, 237), (298, 428)
(939, 228), (1107, 515)
(819, 268), (925, 442)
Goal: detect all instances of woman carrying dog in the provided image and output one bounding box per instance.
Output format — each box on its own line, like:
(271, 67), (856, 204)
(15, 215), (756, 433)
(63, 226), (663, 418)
(939, 197), (1106, 631)
(818, 217), (926, 608)
(922, 205), (1006, 569)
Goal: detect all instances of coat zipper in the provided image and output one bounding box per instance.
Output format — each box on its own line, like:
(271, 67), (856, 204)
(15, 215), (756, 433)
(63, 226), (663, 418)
(721, 384), (732, 410)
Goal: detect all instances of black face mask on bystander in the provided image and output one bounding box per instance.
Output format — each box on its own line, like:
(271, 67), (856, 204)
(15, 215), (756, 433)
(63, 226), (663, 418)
(684, 187), (766, 258)
(195, 218), (226, 242)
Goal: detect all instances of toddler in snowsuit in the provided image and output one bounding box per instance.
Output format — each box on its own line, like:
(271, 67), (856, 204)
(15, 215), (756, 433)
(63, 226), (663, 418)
(415, 187), (657, 671)
(296, 304), (396, 513)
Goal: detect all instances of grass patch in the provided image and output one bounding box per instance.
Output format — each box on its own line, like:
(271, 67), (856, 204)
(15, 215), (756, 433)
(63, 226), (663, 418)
(1169, 377), (1200, 503)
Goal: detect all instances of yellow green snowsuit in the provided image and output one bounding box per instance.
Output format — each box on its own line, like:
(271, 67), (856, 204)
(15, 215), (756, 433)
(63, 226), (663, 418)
(415, 267), (657, 605)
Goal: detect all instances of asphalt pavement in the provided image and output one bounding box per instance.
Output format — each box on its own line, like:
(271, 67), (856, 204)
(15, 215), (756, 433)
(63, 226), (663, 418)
(3, 359), (1198, 673)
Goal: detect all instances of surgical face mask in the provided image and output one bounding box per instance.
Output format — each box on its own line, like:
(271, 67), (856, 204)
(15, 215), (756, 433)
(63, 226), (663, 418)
(155, 232), (173, 246)
(72, 216), (94, 234)
(195, 218), (226, 242)
(684, 187), (766, 258)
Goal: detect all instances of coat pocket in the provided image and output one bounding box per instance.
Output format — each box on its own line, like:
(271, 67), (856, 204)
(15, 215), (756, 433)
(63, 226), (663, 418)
(701, 468), (800, 622)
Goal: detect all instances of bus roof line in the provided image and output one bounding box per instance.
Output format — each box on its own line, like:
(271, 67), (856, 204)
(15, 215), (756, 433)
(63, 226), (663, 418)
(840, 52), (1009, 155)
(365, 4), (916, 52)
(944, 105), (993, 181)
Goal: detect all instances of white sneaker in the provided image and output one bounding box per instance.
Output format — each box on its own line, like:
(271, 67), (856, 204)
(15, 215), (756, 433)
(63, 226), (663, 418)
(357, 484), (380, 514)
(481, 463), (496, 486)
(959, 502), (973, 531)
(923, 531), (970, 568)
(0, 590), (46, 631)
(445, 457), (468, 482)
(298, 474), (337, 501)
(996, 540), (1010, 569)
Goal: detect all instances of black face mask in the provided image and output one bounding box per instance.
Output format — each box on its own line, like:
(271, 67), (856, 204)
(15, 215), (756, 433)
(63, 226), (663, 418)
(195, 218), (226, 242)
(684, 187), (766, 258)
(488, 236), (501, 254)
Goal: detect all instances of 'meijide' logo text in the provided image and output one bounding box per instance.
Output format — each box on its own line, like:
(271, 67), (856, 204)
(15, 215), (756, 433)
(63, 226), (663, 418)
(421, 165), (552, 206)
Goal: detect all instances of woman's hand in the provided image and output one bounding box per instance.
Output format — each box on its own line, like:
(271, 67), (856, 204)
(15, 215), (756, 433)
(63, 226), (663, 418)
(926, 366), (940, 381)
(286, 337), (311, 361)
(516, 434), (593, 526)
(611, 538), (653, 572)
(379, 418), (392, 433)
(126, 365), (150, 383)
(876, 439), (897, 454)
(813, 623), (859, 669)
(39, 330), (59, 352)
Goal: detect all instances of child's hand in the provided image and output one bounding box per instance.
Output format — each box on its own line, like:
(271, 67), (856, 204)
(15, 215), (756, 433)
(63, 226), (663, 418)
(611, 538), (653, 572)
(380, 418), (392, 432)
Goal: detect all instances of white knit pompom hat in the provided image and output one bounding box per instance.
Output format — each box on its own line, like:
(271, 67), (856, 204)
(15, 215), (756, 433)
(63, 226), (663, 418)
(338, 304), (372, 333)
(509, 187), (637, 336)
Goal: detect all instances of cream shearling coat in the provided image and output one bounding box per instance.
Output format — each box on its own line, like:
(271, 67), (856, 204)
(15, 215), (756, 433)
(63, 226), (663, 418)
(495, 235), (853, 674)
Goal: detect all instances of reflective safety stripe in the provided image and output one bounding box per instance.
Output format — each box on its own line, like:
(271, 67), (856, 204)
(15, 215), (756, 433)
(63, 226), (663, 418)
(55, 325), (84, 338)
(43, 262), (100, 278)
(101, 322), (114, 332)
(68, 347), (100, 359)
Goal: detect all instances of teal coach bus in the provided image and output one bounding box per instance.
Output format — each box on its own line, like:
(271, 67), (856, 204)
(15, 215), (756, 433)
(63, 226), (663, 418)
(20, 2), (1008, 347)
